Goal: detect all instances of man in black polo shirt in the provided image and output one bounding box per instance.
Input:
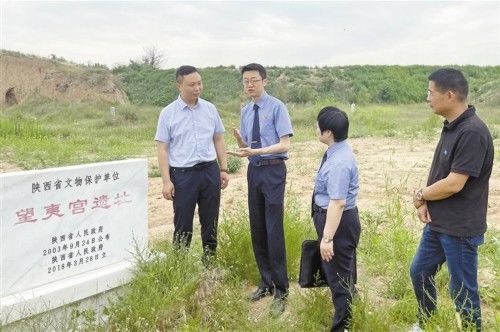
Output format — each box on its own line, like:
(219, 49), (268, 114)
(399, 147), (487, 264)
(410, 68), (494, 331)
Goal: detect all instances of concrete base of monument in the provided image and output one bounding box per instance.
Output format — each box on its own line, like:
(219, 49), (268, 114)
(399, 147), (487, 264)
(1, 260), (134, 327)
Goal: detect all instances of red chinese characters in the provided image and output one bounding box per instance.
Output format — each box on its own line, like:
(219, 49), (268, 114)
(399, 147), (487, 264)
(42, 203), (64, 220)
(15, 208), (38, 224)
(69, 199), (88, 214)
(14, 191), (133, 225)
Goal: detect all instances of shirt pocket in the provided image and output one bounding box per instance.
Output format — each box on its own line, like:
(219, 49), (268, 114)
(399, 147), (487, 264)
(260, 114), (276, 138)
(315, 174), (328, 193)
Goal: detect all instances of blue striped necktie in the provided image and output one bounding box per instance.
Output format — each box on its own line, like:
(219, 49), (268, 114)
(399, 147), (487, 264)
(250, 104), (261, 164)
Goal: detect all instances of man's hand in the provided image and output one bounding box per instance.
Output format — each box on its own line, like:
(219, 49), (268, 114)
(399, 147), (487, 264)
(320, 240), (334, 262)
(416, 203), (432, 224)
(227, 151), (245, 157)
(162, 181), (175, 200)
(413, 188), (425, 209)
(232, 128), (243, 141)
(227, 147), (255, 158)
(236, 147), (254, 157)
(220, 172), (229, 189)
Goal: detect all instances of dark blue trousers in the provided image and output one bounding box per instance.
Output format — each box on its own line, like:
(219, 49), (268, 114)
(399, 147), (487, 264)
(247, 162), (289, 296)
(410, 225), (483, 331)
(170, 162), (221, 255)
(313, 207), (361, 332)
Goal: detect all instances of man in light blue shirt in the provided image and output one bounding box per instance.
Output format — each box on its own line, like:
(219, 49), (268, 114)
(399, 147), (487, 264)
(231, 63), (293, 316)
(155, 65), (229, 263)
(312, 106), (360, 332)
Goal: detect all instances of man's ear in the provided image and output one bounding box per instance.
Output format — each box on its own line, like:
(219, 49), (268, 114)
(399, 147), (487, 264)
(446, 90), (456, 101)
(330, 131), (336, 142)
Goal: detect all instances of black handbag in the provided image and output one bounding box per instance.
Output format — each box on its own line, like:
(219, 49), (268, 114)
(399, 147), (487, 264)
(298, 240), (328, 288)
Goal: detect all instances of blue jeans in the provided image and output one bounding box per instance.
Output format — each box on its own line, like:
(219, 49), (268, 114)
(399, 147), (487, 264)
(410, 225), (484, 331)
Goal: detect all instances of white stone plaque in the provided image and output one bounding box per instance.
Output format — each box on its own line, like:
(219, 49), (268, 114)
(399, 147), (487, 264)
(0, 159), (148, 324)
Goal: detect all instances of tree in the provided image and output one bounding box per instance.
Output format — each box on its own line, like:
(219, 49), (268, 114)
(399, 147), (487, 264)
(141, 46), (165, 69)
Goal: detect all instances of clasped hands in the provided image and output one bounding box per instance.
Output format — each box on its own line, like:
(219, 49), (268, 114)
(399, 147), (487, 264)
(412, 188), (432, 224)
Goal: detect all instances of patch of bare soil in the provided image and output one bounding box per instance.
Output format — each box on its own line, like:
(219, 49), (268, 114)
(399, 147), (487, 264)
(0, 162), (22, 173)
(0, 53), (128, 105)
(148, 137), (499, 241)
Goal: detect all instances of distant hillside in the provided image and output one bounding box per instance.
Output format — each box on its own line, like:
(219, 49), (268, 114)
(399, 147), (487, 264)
(113, 63), (500, 106)
(3, 49), (498, 107)
(0, 50), (128, 105)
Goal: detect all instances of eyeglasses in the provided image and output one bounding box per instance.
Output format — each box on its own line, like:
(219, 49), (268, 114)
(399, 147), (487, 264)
(243, 79), (262, 86)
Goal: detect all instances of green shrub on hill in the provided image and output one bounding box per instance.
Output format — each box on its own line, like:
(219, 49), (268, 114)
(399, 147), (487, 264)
(113, 64), (500, 107)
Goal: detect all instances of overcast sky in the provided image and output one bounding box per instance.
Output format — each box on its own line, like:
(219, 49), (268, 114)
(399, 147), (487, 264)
(1, 1), (499, 69)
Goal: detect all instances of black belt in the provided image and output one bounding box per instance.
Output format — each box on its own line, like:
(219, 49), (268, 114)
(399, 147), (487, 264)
(170, 160), (217, 172)
(312, 203), (327, 214)
(313, 204), (358, 215)
(253, 158), (284, 167)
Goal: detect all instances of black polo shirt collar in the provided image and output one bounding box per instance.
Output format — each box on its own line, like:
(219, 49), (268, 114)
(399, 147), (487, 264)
(443, 105), (475, 131)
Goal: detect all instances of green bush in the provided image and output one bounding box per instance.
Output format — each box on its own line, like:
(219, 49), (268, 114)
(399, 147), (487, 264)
(113, 64), (500, 106)
(227, 155), (243, 174)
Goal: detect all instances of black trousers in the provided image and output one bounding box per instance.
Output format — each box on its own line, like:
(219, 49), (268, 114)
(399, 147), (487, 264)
(313, 207), (361, 332)
(170, 162), (221, 255)
(247, 162), (289, 295)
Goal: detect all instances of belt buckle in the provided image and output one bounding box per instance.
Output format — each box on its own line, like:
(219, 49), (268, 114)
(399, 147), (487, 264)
(193, 162), (205, 170)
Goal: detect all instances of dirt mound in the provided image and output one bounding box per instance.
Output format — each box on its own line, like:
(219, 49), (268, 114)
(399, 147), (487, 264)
(0, 51), (129, 105)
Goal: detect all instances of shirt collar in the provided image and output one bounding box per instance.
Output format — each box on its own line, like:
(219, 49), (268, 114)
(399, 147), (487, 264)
(326, 140), (348, 159)
(443, 105), (475, 131)
(253, 91), (269, 109)
(177, 95), (199, 110)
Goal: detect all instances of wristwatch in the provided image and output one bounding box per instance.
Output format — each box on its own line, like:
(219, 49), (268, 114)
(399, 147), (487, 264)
(415, 188), (424, 201)
(322, 237), (334, 244)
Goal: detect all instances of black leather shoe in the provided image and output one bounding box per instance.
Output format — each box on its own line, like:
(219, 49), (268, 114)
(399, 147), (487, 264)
(274, 288), (288, 300)
(270, 297), (285, 317)
(248, 287), (273, 302)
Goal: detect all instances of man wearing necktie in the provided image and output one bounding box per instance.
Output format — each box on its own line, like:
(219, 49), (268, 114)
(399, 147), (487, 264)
(312, 106), (360, 332)
(230, 63), (293, 316)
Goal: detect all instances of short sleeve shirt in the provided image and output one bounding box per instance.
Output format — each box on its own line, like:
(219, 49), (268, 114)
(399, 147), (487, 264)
(154, 96), (225, 167)
(314, 141), (359, 210)
(240, 92), (293, 160)
(427, 106), (494, 237)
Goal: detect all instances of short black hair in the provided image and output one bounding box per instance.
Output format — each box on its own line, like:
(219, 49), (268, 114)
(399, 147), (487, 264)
(176, 65), (198, 83)
(317, 106), (349, 142)
(241, 63), (267, 79)
(428, 68), (468, 101)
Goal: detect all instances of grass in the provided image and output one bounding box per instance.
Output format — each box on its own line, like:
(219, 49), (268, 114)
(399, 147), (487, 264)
(0, 100), (158, 169)
(1, 99), (499, 169)
(1, 99), (498, 330)
(5, 188), (498, 331)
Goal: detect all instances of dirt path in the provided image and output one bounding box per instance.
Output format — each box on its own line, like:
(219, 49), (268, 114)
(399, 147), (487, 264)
(147, 137), (499, 240)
